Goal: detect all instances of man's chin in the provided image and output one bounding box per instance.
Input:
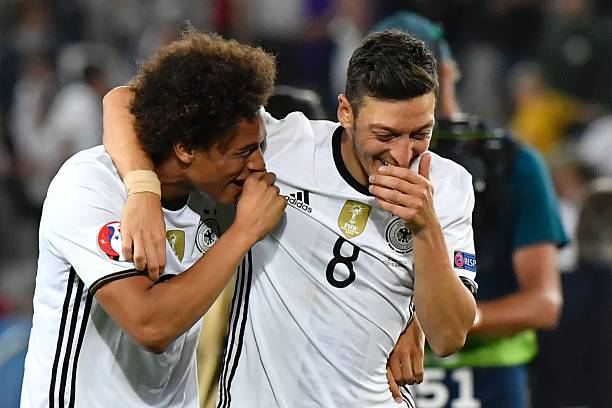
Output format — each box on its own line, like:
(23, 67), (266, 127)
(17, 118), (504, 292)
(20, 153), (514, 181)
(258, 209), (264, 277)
(217, 186), (242, 204)
(215, 194), (236, 205)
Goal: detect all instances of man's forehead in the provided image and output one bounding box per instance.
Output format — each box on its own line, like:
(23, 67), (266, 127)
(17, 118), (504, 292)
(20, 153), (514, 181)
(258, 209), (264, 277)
(231, 116), (265, 147)
(358, 95), (436, 132)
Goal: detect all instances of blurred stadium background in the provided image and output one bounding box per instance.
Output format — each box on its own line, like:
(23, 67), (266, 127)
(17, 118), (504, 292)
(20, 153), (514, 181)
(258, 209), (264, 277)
(1, 0), (611, 406)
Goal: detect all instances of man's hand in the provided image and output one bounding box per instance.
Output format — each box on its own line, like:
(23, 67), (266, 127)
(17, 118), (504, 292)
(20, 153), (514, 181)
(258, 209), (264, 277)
(234, 171), (287, 243)
(121, 192), (167, 280)
(387, 315), (425, 403)
(369, 153), (436, 234)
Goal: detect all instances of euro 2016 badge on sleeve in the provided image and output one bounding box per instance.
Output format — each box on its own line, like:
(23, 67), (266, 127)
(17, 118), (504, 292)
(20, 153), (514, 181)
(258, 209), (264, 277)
(97, 221), (125, 261)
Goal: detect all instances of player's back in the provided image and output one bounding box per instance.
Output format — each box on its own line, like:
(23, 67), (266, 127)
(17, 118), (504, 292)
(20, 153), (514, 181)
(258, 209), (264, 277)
(217, 112), (475, 408)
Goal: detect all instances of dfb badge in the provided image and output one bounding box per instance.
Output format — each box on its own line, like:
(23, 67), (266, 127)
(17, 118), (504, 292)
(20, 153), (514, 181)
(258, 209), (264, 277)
(196, 218), (220, 253)
(385, 217), (413, 254)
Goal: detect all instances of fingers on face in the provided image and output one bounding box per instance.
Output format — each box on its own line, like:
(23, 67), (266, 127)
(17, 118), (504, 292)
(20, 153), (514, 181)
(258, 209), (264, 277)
(263, 171), (277, 185)
(375, 197), (418, 221)
(370, 185), (423, 208)
(376, 166), (422, 183)
(371, 169), (433, 197)
(418, 152), (431, 179)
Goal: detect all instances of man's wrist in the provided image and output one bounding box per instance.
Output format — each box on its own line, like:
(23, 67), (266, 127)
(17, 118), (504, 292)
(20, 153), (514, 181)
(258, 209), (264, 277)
(124, 170), (161, 197)
(224, 224), (258, 253)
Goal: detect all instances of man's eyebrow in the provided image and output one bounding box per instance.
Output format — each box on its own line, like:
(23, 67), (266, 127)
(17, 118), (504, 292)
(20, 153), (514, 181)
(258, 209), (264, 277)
(236, 142), (260, 153)
(369, 121), (434, 134)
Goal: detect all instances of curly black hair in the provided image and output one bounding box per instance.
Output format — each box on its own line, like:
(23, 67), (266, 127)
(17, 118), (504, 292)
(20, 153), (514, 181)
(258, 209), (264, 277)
(345, 30), (438, 114)
(129, 27), (276, 163)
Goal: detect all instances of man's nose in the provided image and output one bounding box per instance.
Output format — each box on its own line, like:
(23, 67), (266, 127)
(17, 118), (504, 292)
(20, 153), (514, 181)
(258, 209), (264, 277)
(247, 147), (266, 172)
(389, 136), (413, 168)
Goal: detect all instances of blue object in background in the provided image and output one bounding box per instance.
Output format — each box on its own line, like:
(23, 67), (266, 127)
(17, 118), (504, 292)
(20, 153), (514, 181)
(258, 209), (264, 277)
(0, 316), (31, 408)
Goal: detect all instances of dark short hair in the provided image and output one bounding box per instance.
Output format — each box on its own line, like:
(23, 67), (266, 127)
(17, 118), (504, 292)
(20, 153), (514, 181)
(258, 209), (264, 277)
(129, 28), (276, 163)
(345, 30), (438, 114)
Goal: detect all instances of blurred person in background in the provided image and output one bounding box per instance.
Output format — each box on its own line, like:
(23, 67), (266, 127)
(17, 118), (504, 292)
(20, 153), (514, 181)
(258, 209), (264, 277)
(549, 153), (597, 273)
(511, 0), (612, 156)
(576, 114), (612, 178)
(11, 61), (108, 212)
(574, 178), (612, 407)
(373, 11), (567, 408)
(229, 0), (331, 95)
(9, 53), (56, 213)
(531, 178), (612, 408)
(328, 0), (374, 100)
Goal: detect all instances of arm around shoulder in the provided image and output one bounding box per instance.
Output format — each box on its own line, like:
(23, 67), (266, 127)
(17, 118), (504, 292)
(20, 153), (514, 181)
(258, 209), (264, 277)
(103, 86), (154, 176)
(94, 224), (257, 354)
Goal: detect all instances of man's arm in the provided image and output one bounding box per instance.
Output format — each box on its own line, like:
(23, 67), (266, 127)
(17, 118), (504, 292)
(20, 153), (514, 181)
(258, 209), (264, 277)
(103, 86), (166, 278)
(369, 154), (476, 356)
(471, 146), (565, 337)
(103, 86), (154, 176)
(95, 171), (286, 353)
(96, 225), (250, 353)
(471, 243), (562, 337)
(411, 218), (476, 356)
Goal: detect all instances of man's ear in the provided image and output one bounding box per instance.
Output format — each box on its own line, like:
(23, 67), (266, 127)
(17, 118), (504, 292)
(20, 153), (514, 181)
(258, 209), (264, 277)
(173, 142), (195, 166)
(337, 94), (354, 130)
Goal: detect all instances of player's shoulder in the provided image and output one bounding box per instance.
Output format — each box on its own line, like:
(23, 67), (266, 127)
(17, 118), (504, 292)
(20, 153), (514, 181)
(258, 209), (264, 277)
(429, 151), (473, 193)
(264, 108), (336, 136)
(47, 145), (123, 198)
(429, 151), (474, 219)
(262, 108), (338, 157)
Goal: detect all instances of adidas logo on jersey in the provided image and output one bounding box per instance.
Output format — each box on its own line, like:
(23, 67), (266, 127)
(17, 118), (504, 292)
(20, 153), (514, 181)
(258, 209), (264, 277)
(284, 190), (312, 213)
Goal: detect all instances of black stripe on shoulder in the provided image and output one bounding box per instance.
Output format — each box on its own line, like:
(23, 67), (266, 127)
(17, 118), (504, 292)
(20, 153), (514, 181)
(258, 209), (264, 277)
(89, 269), (148, 295)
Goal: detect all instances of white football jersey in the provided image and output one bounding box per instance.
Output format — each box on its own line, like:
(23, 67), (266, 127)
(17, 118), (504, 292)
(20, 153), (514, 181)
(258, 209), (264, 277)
(21, 146), (228, 408)
(218, 112), (477, 408)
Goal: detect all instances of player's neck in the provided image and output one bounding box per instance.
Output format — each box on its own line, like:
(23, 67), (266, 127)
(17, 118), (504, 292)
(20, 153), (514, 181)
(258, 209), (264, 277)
(155, 159), (192, 207)
(340, 129), (368, 186)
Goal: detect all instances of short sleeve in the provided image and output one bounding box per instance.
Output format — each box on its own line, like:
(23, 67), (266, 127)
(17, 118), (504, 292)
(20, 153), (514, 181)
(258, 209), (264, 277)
(41, 160), (140, 291)
(442, 184), (478, 294)
(261, 108), (313, 160)
(512, 145), (569, 250)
